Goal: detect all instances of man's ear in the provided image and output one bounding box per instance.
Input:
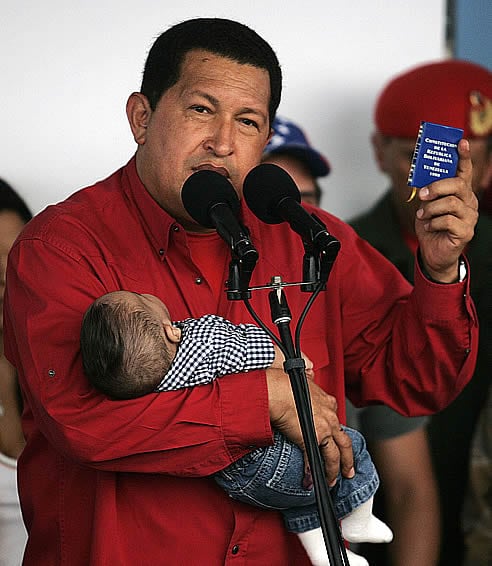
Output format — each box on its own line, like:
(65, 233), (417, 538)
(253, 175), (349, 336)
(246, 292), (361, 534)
(371, 131), (387, 172)
(126, 92), (151, 145)
(163, 323), (181, 344)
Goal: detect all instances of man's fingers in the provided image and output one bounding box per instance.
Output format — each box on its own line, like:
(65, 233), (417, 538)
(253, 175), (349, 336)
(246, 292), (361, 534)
(456, 138), (473, 180)
(417, 191), (477, 222)
(333, 427), (355, 479)
(319, 428), (354, 487)
(319, 437), (340, 487)
(305, 367), (315, 380)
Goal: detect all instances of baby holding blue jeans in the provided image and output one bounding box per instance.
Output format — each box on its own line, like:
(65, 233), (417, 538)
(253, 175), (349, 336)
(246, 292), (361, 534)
(80, 291), (393, 565)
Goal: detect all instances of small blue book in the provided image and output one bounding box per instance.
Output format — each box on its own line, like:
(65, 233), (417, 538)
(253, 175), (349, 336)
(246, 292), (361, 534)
(407, 121), (464, 188)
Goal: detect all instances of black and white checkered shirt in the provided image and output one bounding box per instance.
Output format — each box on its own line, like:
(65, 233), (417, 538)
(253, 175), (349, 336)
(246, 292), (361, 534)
(155, 315), (275, 391)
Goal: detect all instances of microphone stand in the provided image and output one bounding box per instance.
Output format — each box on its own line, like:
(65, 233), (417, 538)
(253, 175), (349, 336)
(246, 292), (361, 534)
(229, 224), (349, 565)
(267, 275), (349, 566)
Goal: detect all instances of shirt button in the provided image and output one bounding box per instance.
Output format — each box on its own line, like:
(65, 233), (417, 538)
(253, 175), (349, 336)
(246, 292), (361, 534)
(158, 249), (165, 256)
(173, 225), (180, 232)
(48, 369), (56, 378)
(231, 545), (240, 555)
(195, 277), (202, 285)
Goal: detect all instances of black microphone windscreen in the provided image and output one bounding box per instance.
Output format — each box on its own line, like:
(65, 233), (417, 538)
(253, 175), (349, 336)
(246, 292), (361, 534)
(243, 163), (301, 224)
(181, 170), (240, 228)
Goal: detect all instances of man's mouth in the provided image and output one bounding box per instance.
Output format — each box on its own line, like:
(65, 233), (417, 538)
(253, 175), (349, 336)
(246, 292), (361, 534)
(192, 164), (229, 178)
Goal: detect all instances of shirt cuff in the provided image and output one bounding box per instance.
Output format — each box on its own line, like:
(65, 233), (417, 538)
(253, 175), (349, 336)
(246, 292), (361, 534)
(218, 370), (273, 462)
(414, 255), (474, 322)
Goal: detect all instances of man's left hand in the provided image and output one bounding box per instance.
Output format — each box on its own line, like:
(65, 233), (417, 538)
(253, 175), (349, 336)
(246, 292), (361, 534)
(415, 138), (478, 283)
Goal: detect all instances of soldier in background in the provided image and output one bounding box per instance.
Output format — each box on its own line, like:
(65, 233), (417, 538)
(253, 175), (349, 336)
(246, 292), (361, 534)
(350, 59), (492, 565)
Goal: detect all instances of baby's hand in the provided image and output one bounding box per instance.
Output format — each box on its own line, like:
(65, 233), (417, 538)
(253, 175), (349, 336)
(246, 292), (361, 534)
(270, 344), (285, 369)
(303, 355), (314, 380)
(271, 345), (314, 379)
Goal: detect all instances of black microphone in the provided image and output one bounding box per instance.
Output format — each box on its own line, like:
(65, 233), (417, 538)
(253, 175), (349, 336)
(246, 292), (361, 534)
(181, 170), (258, 263)
(243, 163), (339, 253)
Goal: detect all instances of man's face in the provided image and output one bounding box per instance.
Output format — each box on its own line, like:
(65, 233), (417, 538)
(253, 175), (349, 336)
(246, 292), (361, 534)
(129, 49), (272, 231)
(262, 153), (320, 205)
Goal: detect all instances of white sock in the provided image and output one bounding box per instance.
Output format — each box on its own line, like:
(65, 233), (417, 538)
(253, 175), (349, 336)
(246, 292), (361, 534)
(341, 497), (393, 544)
(346, 548), (369, 566)
(297, 528), (369, 565)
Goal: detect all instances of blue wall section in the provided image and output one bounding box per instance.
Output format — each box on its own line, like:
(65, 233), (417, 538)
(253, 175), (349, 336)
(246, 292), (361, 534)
(455, 0), (492, 70)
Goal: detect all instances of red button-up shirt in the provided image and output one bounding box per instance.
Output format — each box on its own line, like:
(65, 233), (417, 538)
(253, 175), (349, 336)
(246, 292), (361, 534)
(4, 158), (478, 565)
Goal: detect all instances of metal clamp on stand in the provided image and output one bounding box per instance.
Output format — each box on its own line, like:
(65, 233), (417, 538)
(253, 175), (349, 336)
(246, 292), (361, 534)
(226, 228), (259, 301)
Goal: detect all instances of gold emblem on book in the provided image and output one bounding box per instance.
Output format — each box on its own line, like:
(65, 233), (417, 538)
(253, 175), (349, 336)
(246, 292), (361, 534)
(406, 186), (417, 203)
(469, 91), (492, 136)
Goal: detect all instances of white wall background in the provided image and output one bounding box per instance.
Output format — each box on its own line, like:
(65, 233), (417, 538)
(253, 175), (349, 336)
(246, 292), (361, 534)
(1, 0), (446, 220)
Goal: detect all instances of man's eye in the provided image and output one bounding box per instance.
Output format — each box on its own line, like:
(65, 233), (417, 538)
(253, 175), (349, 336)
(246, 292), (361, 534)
(191, 106), (209, 114)
(241, 118), (259, 129)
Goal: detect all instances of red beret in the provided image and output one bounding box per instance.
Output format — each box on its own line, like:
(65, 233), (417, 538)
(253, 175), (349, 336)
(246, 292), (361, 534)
(375, 59), (492, 139)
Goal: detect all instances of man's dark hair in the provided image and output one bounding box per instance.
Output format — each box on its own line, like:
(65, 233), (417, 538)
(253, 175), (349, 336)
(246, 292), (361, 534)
(141, 17), (282, 125)
(80, 296), (173, 400)
(0, 178), (32, 223)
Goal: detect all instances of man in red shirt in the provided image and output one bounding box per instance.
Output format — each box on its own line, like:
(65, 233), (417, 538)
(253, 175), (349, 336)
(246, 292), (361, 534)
(4, 18), (479, 565)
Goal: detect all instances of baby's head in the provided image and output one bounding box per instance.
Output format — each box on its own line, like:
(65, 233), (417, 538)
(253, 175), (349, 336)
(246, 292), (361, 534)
(80, 291), (181, 399)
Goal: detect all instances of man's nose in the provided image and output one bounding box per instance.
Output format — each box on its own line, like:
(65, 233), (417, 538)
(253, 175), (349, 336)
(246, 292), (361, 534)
(203, 118), (234, 157)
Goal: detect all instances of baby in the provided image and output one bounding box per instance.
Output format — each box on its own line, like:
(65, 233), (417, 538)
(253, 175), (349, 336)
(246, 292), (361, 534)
(80, 291), (393, 566)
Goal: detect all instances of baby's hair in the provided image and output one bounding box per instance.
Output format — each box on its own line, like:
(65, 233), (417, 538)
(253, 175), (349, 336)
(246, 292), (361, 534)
(80, 293), (173, 399)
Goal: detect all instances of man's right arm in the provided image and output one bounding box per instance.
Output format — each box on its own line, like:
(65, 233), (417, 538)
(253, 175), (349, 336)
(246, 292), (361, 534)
(4, 237), (274, 478)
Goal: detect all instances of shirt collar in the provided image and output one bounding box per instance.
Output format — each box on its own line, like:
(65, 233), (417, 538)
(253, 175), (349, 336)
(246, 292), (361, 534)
(120, 158), (266, 258)
(121, 156), (178, 256)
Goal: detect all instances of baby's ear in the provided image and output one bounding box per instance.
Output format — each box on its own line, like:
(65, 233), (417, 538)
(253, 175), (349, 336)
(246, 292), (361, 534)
(163, 324), (181, 344)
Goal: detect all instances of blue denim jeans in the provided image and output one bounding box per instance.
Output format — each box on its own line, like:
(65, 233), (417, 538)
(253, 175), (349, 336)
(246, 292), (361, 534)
(215, 426), (379, 534)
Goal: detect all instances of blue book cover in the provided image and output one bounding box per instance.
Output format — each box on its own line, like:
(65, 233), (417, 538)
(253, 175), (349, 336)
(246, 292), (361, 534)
(407, 121), (464, 188)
